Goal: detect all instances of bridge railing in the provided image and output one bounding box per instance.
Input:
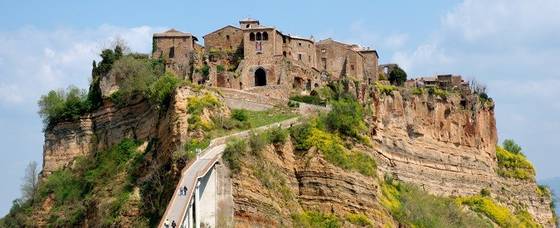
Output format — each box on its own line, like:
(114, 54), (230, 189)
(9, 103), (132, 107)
(159, 117), (301, 227)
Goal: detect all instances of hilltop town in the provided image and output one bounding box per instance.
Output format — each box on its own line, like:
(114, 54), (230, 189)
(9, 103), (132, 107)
(149, 18), (468, 101)
(1, 18), (556, 228)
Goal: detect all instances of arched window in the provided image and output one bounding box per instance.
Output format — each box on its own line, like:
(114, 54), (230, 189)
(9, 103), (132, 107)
(256, 32), (262, 41)
(255, 68), (267, 86)
(263, 32), (268, 40)
(249, 32), (255, 41)
(246, 24), (250, 28)
(226, 35), (230, 41)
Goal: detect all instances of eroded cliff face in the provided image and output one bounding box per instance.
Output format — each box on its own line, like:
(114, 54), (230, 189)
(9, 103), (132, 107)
(370, 91), (555, 226)
(41, 86), (224, 178)
(230, 139), (395, 227)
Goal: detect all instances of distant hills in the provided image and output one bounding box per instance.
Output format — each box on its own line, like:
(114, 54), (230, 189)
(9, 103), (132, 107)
(540, 177), (560, 215)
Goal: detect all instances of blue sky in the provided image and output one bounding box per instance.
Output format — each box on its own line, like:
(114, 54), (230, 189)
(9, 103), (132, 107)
(1, 0), (559, 216)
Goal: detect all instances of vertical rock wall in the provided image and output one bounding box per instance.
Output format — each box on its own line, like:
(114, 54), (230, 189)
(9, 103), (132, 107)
(371, 91), (555, 226)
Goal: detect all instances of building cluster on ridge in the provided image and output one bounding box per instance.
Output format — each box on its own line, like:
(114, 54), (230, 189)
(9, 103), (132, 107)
(151, 18), (467, 99)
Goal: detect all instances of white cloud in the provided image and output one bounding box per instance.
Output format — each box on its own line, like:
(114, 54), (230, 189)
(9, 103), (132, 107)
(392, 42), (452, 74)
(0, 25), (162, 110)
(384, 33), (408, 49)
(443, 0), (560, 44)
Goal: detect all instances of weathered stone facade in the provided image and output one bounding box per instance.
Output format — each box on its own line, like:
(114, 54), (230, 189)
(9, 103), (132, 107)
(203, 25), (243, 53)
(152, 18), (379, 100)
(152, 29), (198, 79)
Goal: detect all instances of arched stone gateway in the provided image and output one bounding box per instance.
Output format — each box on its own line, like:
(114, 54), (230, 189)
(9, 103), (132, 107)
(255, 68), (267, 86)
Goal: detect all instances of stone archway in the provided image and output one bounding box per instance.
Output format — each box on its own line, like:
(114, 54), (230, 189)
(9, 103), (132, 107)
(255, 68), (267, 86)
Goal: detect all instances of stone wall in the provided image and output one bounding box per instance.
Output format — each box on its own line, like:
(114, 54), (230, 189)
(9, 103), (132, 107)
(204, 26), (243, 52)
(153, 36), (196, 78)
(288, 37), (316, 68)
(316, 39), (366, 81)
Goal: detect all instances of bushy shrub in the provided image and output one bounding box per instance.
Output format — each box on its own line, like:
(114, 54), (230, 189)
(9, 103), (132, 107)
(325, 98), (366, 138)
(112, 56), (158, 95)
(305, 127), (376, 176)
(503, 139), (522, 154)
(290, 123), (313, 151)
(496, 146), (535, 180)
(375, 82), (397, 95)
(388, 66), (407, 86)
(231, 109), (249, 122)
(411, 87), (425, 95)
(197, 65), (210, 77)
(177, 138), (209, 161)
(428, 87), (449, 98)
(146, 72), (180, 108)
(381, 180), (491, 228)
(292, 211), (340, 228)
(223, 138), (247, 174)
(187, 93), (221, 130)
(457, 195), (539, 227)
(267, 127), (289, 145)
(248, 132), (268, 155)
(38, 86), (91, 129)
(345, 213), (372, 227)
(290, 95), (325, 106)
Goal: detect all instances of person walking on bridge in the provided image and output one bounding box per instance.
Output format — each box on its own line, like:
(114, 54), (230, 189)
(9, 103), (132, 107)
(163, 218), (170, 228)
(171, 220), (177, 228)
(183, 186), (188, 195)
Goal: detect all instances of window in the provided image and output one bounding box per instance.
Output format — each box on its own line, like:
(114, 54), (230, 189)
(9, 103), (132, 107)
(256, 41), (262, 53)
(226, 35), (230, 40)
(283, 51), (287, 57)
(321, 49), (326, 53)
(263, 32), (268, 40)
(298, 42), (302, 47)
(250, 32), (255, 41)
(351, 65), (355, 70)
(246, 24), (250, 28)
(298, 54), (302, 61)
(321, 58), (327, 69)
(283, 36), (286, 43)
(308, 56), (311, 62)
(169, 47), (175, 58)
(256, 32), (262, 41)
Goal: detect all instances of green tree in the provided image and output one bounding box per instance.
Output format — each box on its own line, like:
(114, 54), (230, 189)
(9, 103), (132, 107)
(389, 66), (407, 86)
(325, 98), (366, 137)
(503, 139), (522, 154)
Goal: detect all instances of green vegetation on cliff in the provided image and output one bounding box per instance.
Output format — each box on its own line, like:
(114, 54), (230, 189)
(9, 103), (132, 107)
(1, 139), (155, 227)
(380, 176), (491, 227)
(288, 97), (376, 176)
(457, 195), (540, 227)
(496, 139), (535, 180)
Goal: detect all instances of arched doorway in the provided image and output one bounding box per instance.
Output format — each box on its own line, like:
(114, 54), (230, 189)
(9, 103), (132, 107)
(255, 68), (267, 86)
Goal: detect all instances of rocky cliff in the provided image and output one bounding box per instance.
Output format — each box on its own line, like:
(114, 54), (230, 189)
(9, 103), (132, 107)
(19, 83), (557, 227)
(370, 90), (556, 226)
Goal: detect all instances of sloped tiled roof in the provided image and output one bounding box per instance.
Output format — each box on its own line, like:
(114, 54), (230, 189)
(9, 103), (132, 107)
(154, 29), (193, 37)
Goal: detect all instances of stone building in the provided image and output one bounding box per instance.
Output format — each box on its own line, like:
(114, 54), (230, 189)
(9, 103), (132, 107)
(203, 25), (244, 53)
(152, 29), (199, 79)
(152, 19), (380, 99)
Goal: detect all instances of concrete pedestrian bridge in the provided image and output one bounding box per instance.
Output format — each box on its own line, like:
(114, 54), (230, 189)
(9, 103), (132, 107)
(159, 118), (299, 228)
